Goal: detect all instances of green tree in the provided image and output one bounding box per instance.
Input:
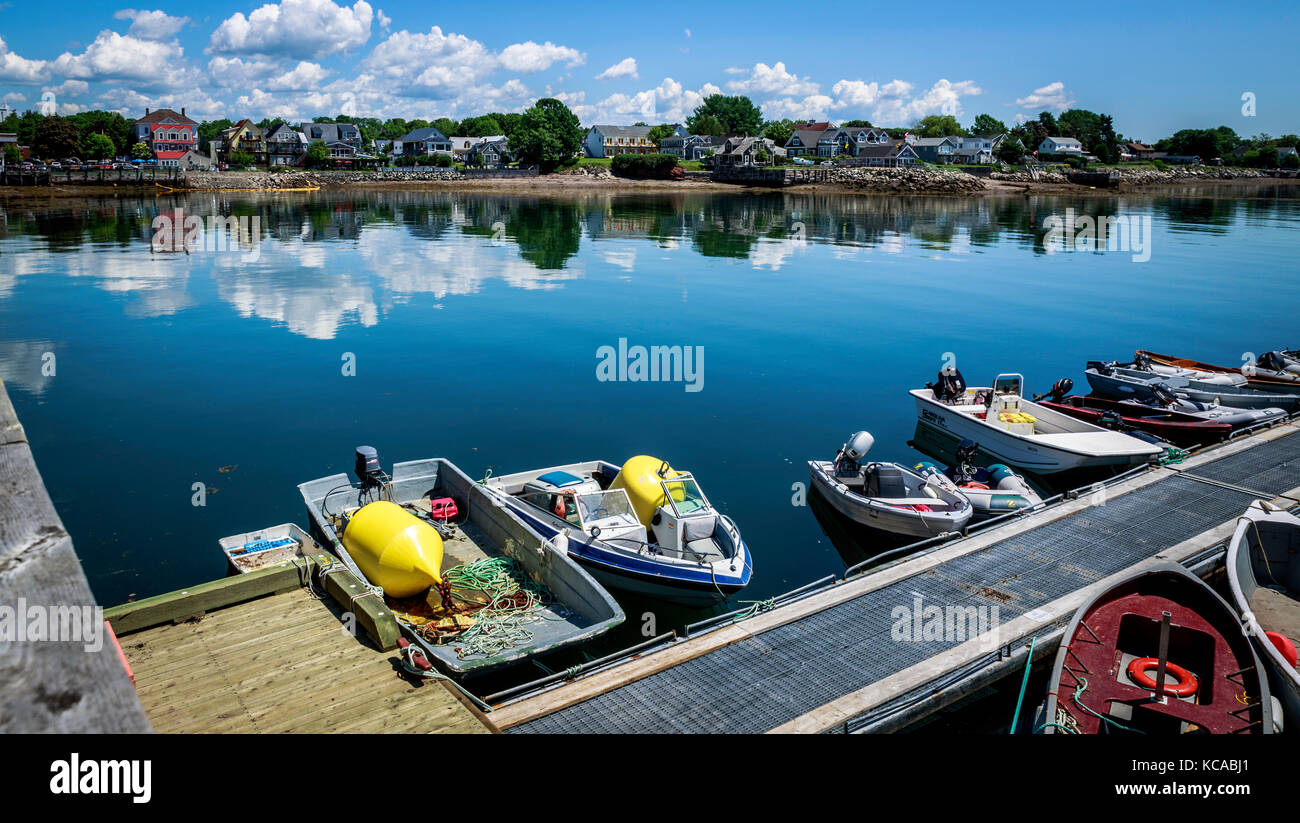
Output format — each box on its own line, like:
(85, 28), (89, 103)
(512, 98), (583, 172)
(970, 114), (1007, 135)
(305, 141), (330, 168)
(914, 114), (967, 138)
(762, 119), (794, 145)
(431, 117), (459, 137)
(690, 113), (725, 137)
(83, 132), (116, 161)
(841, 119), (872, 127)
(3, 143), (20, 167)
(131, 141), (153, 160)
(687, 94), (763, 135)
(997, 138), (1025, 164)
(460, 115), (504, 137)
(34, 116), (83, 159)
(198, 119), (234, 152)
(1282, 152), (1299, 169)
(646, 123), (678, 145)
(228, 150), (255, 168)
(1156, 127), (1239, 160)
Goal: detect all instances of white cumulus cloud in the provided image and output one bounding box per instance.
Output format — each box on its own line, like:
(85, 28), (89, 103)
(0, 36), (50, 84)
(113, 9), (190, 40)
(595, 57), (638, 81)
(725, 61), (820, 98)
(1016, 81), (1075, 111)
(208, 0), (374, 59)
(498, 41), (584, 73)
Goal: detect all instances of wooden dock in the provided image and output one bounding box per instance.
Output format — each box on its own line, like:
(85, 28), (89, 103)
(490, 418), (1300, 734)
(116, 585), (494, 734)
(0, 378), (150, 732)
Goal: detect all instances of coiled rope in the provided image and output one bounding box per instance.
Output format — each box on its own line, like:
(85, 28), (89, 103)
(437, 557), (565, 659)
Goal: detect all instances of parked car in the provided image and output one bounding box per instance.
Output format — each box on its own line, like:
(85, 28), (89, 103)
(819, 160), (833, 166)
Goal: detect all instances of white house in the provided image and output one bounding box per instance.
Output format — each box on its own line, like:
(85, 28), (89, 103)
(1039, 136), (1084, 156)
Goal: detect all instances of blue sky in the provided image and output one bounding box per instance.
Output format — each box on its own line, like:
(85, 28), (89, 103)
(1, 1), (1297, 140)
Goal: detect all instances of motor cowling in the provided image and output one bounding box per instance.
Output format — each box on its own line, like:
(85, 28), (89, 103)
(930, 368), (966, 403)
(1034, 378), (1073, 402)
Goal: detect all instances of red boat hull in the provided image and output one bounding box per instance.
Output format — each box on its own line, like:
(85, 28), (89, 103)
(1044, 564), (1272, 734)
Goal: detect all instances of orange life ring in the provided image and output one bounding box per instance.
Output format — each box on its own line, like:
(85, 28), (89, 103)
(1127, 657), (1198, 697)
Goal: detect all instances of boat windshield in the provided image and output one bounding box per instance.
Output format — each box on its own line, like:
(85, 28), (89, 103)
(574, 490), (636, 525)
(661, 474), (710, 516)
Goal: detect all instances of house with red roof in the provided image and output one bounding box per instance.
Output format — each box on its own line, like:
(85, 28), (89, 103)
(131, 107), (199, 167)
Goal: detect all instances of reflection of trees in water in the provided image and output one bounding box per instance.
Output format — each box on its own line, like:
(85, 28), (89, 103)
(1, 184), (1294, 266)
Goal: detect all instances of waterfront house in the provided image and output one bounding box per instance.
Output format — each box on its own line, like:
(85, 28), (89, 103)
(1038, 136), (1084, 156)
(660, 133), (720, 159)
(849, 139), (919, 167)
(818, 126), (893, 158)
(469, 138), (511, 167)
(1277, 146), (1298, 165)
(177, 149), (211, 171)
(266, 123), (308, 166)
(302, 122), (364, 153)
(910, 136), (959, 164)
(783, 128), (826, 157)
(214, 119), (267, 166)
(1125, 141), (1156, 161)
(399, 126), (452, 157)
(584, 125), (655, 158)
(712, 136), (784, 167)
(447, 135), (507, 162)
(951, 133), (1003, 164)
(132, 107), (199, 167)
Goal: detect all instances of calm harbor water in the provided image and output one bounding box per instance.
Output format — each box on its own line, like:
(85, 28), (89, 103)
(2, 185), (1298, 643)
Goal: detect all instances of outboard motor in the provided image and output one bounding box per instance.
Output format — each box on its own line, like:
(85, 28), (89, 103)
(354, 445), (383, 488)
(1087, 360), (1114, 376)
(1032, 378), (1074, 403)
(1132, 351), (1154, 371)
(951, 438), (980, 484)
(1096, 410), (1126, 431)
(928, 368), (967, 404)
(836, 431), (874, 475)
(1148, 383), (1180, 408)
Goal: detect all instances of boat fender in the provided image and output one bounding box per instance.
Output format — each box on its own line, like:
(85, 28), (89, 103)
(960, 482), (990, 491)
(1127, 658), (1198, 697)
(1265, 631), (1298, 668)
(987, 464), (1017, 487)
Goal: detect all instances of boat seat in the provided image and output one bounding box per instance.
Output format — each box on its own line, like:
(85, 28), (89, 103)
(685, 537), (725, 560)
(866, 465), (909, 499)
(681, 513), (717, 542)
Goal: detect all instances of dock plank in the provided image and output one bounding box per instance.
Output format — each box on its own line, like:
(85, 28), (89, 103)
(122, 588), (495, 734)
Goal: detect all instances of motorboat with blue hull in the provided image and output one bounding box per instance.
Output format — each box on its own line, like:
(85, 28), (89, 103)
(809, 431), (974, 538)
(483, 456), (752, 607)
(1228, 502), (1300, 728)
(911, 370), (1163, 474)
(1084, 364), (1289, 426)
(1086, 360), (1300, 414)
(298, 449), (624, 675)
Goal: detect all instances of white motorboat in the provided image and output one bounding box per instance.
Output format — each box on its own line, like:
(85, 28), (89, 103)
(808, 431), (973, 538)
(483, 456), (751, 607)
(911, 370), (1163, 474)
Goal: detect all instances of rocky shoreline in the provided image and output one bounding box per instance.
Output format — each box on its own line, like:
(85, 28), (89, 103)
(3, 165), (1289, 202)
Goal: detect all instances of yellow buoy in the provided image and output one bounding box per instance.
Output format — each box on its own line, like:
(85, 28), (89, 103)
(609, 455), (687, 526)
(341, 501), (443, 598)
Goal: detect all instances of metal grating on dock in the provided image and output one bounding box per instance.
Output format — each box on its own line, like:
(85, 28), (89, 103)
(508, 430), (1300, 734)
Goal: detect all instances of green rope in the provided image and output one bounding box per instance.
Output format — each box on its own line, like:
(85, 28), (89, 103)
(441, 557), (563, 659)
(1072, 676), (1147, 734)
(1009, 635), (1037, 734)
(1158, 446), (1189, 466)
(1036, 721), (1078, 734)
(730, 598), (776, 624)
